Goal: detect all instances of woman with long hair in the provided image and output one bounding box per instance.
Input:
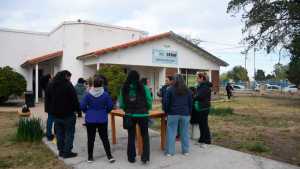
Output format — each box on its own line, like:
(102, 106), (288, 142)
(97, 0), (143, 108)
(195, 72), (212, 144)
(118, 70), (152, 164)
(165, 74), (192, 156)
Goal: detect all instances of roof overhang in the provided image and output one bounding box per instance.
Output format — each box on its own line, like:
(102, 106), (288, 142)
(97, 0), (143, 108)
(76, 31), (228, 67)
(21, 51), (63, 67)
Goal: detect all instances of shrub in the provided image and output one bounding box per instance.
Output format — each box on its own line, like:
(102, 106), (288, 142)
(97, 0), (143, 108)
(96, 65), (126, 100)
(210, 107), (234, 116)
(0, 66), (26, 103)
(16, 117), (44, 142)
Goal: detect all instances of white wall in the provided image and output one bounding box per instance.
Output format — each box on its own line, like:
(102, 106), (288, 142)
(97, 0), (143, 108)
(0, 30), (48, 90)
(84, 38), (220, 70)
(82, 24), (147, 53)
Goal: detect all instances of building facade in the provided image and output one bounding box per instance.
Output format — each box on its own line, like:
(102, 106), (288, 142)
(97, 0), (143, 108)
(0, 20), (228, 103)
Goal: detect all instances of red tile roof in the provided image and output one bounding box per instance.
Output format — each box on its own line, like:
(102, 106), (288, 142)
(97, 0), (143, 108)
(21, 51), (63, 67)
(77, 32), (172, 60)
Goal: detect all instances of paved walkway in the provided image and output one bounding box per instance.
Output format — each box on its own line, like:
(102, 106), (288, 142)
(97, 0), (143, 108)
(2, 103), (299, 169)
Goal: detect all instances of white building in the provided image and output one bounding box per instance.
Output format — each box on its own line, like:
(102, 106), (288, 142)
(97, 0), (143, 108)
(0, 20), (228, 103)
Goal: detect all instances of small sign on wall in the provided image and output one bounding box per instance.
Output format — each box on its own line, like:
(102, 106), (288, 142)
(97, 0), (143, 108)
(152, 49), (178, 65)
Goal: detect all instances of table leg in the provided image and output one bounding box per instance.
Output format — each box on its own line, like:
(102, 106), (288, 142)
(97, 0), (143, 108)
(111, 113), (116, 144)
(136, 124), (143, 155)
(160, 115), (166, 150)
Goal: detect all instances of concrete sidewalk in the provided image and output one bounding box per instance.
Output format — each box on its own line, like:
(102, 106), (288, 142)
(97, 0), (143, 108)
(7, 103), (300, 169)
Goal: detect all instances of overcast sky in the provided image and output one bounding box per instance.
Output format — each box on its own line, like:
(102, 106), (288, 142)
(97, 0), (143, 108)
(0, 0), (290, 78)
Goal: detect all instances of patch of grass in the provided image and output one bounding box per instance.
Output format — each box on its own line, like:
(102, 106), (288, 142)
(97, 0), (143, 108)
(0, 160), (12, 168)
(16, 117), (44, 142)
(210, 107), (234, 116)
(0, 112), (69, 169)
(238, 141), (271, 154)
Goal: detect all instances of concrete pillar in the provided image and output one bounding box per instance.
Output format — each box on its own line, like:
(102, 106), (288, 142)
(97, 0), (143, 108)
(159, 67), (166, 88)
(208, 70), (212, 82)
(96, 62), (100, 71)
(35, 64), (39, 103)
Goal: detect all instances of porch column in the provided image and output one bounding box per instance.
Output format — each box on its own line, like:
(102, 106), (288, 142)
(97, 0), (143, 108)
(35, 64), (39, 103)
(159, 67), (166, 88)
(96, 62), (100, 71)
(208, 70), (212, 82)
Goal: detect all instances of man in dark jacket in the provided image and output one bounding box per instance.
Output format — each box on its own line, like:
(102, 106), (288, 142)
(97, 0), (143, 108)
(45, 70), (80, 158)
(157, 76), (174, 112)
(195, 72), (212, 144)
(225, 83), (234, 100)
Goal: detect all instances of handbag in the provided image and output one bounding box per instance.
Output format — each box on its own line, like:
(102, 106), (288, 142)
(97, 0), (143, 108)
(123, 113), (133, 129)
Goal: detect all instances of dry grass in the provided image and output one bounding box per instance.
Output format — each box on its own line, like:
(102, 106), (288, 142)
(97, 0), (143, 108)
(0, 111), (69, 169)
(211, 96), (300, 166)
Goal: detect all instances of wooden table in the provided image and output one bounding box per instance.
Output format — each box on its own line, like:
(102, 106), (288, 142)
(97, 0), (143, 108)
(110, 109), (166, 155)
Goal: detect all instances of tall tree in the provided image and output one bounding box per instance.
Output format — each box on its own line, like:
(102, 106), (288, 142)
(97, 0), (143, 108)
(227, 0), (300, 54)
(255, 69), (266, 81)
(287, 35), (300, 86)
(273, 63), (288, 80)
(228, 66), (249, 82)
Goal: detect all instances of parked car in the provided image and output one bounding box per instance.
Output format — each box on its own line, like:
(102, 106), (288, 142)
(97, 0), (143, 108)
(266, 84), (281, 91)
(283, 85), (298, 93)
(233, 84), (245, 90)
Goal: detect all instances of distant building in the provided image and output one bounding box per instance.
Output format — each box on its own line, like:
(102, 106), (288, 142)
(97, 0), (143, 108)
(0, 20), (228, 103)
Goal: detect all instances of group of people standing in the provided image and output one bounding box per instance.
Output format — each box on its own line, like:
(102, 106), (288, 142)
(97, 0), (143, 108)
(44, 69), (212, 165)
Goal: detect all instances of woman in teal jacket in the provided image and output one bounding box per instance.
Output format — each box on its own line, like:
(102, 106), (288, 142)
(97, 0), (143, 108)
(118, 70), (152, 164)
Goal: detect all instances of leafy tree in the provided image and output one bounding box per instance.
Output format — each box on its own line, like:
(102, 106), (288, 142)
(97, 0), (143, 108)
(0, 66), (27, 103)
(227, 0), (300, 53)
(227, 66), (249, 82)
(287, 35), (300, 86)
(266, 74), (275, 80)
(96, 65), (126, 100)
(273, 63), (287, 80)
(255, 69), (266, 81)
(220, 72), (230, 81)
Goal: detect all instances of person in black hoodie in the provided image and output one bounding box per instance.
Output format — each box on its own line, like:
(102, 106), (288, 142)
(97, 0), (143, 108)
(45, 70), (81, 158)
(195, 72), (212, 144)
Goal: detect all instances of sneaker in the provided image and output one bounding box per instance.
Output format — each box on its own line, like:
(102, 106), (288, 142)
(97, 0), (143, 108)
(47, 134), (54, 141)
(87, 157), (94, 163)
(108, 157), (115, 163)
(58, 152), (63, 157)
(128, 158), (136, 163)
(166, 154), (172, 157)
(183, 153), (189, 156)
(62, 152), (78, 158)
(141, 160), (149, 164)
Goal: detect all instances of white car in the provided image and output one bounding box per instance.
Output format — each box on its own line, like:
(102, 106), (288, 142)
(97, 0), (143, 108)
(283, 85), (298, 93)
(266, 84), (281, 91)
(233, 84), (245, 90)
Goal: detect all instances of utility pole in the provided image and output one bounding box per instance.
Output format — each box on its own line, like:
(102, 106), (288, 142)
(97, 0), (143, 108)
(253, 48), (256, 79)
(244, 53), (247, 69)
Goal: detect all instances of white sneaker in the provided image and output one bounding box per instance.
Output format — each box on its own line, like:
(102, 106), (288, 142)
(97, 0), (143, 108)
(166, 154), (172, 157)
(183, 153), (189, 156)
(108, 157), (115, 163)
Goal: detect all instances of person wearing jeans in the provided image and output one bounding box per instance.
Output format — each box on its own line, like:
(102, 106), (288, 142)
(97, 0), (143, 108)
(54, 114), (76, 154)
(80, 76), (115, 163)
(45, 70), (81, 159)
(164, 74), (192, 156)
(46, 113), (54, 141)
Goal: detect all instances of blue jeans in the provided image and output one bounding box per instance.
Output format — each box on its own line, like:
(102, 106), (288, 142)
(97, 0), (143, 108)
(54, 114), (76, 154)
(46, 113), (54, 139)
(166, 115), (190, 155)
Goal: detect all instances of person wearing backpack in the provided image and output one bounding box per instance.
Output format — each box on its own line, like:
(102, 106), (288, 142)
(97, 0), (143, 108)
(118, 70), (152, 164)
(164, 74), (192, 156)
(45, 70), (81, 158)
(80, 77), (115, 163)
(195, 72), (212, 144)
